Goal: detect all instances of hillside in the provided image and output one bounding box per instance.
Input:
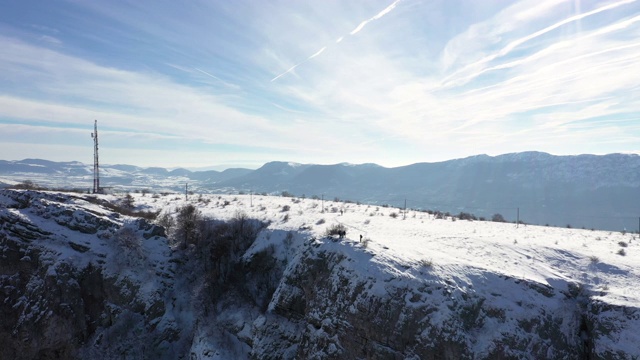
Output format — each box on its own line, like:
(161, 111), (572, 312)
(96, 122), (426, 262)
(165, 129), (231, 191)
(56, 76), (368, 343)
(1, 152), (639, 231)
(1, 189), (639, 359)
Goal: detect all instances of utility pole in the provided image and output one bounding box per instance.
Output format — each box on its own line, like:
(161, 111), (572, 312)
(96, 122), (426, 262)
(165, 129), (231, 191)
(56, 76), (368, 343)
(250, 190), (253, 207)
(90, 120), (100, 194)
(321, 194), (324, 213)
(516, 207), (520, 228)
(403, 198), (407, 220)
(185, 183), (188, 201)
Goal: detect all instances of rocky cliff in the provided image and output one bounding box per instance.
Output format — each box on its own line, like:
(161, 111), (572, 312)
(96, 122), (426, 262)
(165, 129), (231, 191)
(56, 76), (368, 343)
(1, 189), (638, 359)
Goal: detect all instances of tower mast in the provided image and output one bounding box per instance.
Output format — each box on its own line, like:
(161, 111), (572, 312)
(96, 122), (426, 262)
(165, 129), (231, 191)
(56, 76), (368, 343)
(91, 120), (100, 194)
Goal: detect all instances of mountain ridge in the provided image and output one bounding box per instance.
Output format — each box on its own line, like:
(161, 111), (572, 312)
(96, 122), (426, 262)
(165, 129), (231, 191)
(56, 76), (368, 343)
(1, 152), (639, 231)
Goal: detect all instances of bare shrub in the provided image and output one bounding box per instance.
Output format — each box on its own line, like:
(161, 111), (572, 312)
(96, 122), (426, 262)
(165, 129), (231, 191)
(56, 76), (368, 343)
(122, 193), (135, 209)
(10, 180), (43, 190)
(618, 248), (626, 256)
(325, 223), (347, 237)
(418, 258), (433, 268)
(116, 226), (140, 250)
(316, 218), (326, 225)
(84, 196), (158, 221)
(155, 212), (175, 234)
(458, 212), (477, 221)
(175, 204), (201, 248)
(200, 212), (266, 285)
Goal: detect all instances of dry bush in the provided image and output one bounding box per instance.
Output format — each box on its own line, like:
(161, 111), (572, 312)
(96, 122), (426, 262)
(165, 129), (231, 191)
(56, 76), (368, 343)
(325, 223), (347, 237)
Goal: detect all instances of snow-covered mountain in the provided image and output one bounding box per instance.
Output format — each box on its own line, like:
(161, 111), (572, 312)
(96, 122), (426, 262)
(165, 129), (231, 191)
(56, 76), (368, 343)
(0, 159), (252, 191)
(1, 152), (639, 231)
(1, 189), (639, 359)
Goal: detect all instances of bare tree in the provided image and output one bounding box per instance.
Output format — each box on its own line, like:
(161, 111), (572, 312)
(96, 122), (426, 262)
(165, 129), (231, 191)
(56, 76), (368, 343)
(176, 204), (201, 249)
(492, 213), (506, 223)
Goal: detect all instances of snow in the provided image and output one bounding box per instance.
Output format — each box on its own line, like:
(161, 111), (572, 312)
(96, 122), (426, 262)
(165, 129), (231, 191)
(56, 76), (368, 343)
(133, 193), (640, 307)
(2, 189), (639, 358)
(142, 192), (640, 356)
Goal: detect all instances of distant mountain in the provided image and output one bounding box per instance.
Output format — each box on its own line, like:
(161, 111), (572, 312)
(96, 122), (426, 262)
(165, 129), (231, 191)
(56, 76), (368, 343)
(0, 159), (252, 191)
(217, 152), (640, 231)
(1, 152), (638, 231)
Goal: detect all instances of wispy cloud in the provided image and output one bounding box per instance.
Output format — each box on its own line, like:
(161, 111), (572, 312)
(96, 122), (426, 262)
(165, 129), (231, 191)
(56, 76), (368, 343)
(39, 35), (61, 45)
(1, 0), (639, 167)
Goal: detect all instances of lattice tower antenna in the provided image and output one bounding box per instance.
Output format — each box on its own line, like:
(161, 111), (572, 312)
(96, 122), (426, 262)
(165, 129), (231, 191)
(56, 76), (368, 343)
(91, 120), (100, 194)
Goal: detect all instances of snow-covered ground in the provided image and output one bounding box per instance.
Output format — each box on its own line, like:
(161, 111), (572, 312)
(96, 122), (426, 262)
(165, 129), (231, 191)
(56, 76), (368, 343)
(3, 189), (639, 358)
(134, 192), (639, 308)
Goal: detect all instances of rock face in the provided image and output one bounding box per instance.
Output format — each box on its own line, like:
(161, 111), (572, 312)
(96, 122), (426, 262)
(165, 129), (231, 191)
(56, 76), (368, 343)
(1, 189), (639, 359)
(260, 241), (591, 359)
(0, 190), (183, 359)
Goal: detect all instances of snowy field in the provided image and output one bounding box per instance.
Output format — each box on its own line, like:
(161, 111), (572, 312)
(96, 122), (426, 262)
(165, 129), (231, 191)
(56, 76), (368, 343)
(3, 189), (639, 358)
(133, 192), (640, 308)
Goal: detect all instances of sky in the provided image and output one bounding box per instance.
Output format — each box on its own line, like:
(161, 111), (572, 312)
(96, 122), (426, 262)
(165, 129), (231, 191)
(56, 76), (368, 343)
(1, 0), (639, 170)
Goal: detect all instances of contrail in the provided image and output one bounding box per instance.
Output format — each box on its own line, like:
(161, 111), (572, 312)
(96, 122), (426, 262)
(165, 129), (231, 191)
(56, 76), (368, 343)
(442, 0), (637, 87)
(309, 46), (327, 59)
(271, 63), (300, 82)
(194, 67), (241, 89)
(271, 0), (401, 82)
(350, 0), (401, 35)
(195, 67), (224, 81)
(271, 47), (327, 82)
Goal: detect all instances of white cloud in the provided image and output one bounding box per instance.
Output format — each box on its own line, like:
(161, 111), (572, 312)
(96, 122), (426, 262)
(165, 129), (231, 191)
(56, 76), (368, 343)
(1, 0), (639, 167)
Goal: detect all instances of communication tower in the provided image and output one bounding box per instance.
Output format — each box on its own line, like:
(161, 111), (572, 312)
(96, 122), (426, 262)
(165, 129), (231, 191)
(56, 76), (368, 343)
(91, 120), (100, 193)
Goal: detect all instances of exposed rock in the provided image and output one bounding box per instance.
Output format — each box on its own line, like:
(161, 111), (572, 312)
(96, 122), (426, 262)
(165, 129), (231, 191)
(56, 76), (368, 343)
(1, 189), (639, 359)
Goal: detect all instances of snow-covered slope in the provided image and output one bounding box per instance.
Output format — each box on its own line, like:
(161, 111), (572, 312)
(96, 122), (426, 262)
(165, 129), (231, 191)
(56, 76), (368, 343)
(1, 189), (639, 359)
(3, 152), (640, 231)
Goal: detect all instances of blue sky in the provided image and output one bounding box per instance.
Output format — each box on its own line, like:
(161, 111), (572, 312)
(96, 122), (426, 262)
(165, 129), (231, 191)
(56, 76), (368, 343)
(1, 0), (639, 169)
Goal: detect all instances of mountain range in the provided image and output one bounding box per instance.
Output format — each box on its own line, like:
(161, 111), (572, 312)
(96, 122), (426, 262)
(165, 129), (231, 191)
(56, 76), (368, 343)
(1, 151), (639, 231)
